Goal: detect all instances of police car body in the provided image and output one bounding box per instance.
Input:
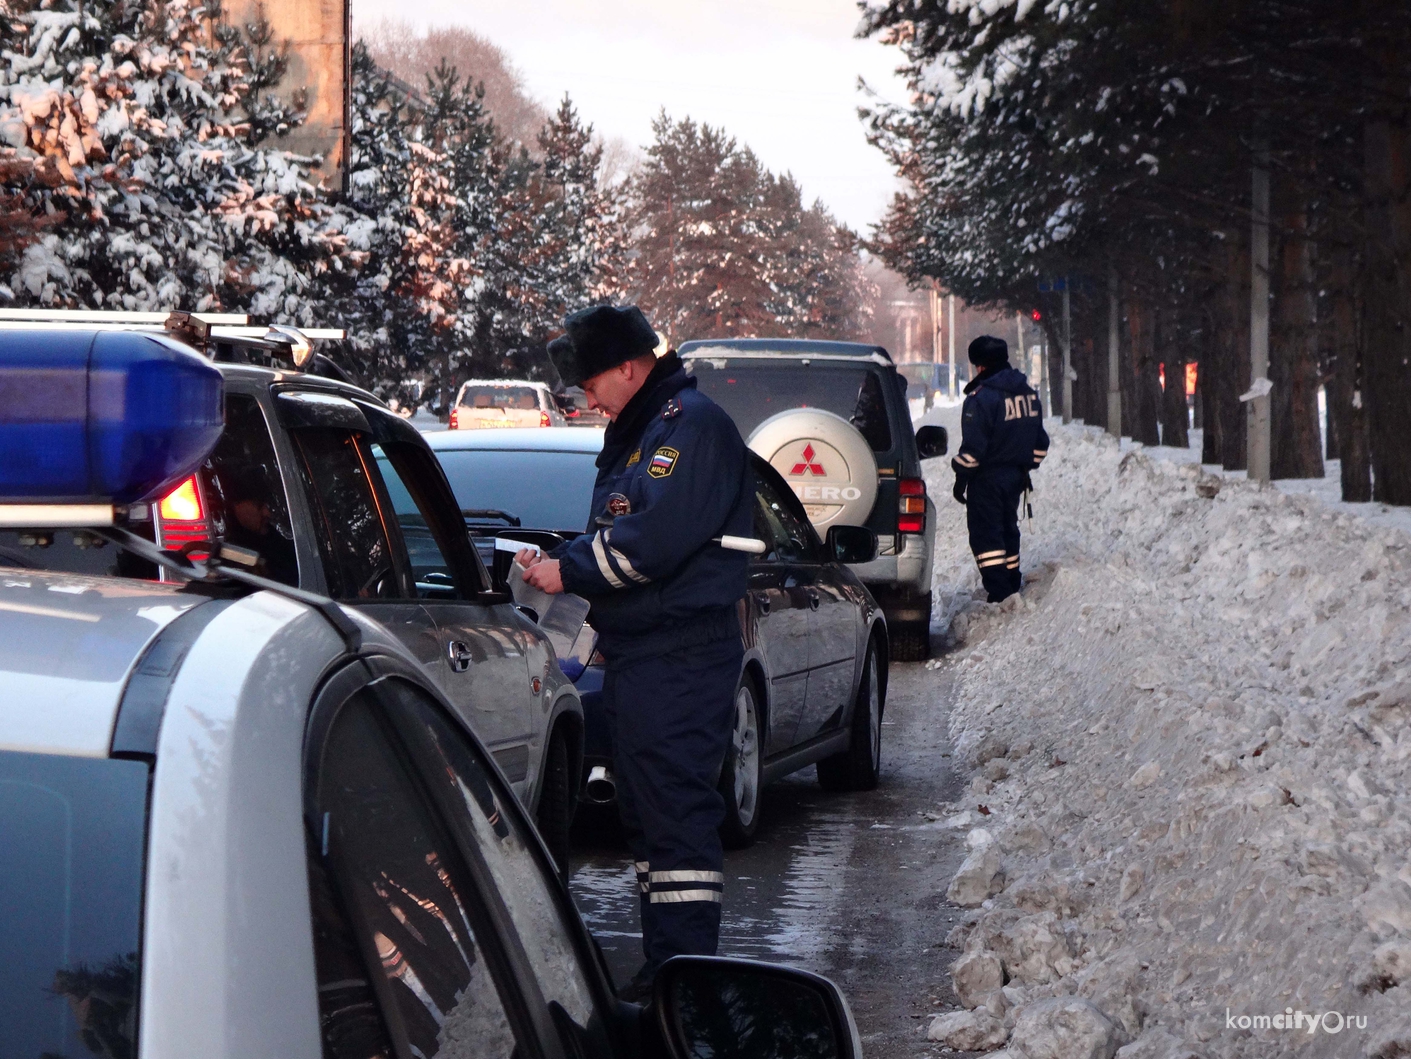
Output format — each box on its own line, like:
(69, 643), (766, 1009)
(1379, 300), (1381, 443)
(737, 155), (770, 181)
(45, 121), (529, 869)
(0, 324), (866, 1059)
(0, 310), (583, 872)
(678, 339), (948, 661)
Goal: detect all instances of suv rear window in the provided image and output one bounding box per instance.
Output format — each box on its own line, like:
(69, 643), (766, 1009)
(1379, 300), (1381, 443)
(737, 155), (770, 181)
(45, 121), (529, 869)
(0, 750), (148, 1059)
(688, 362), (894, 452)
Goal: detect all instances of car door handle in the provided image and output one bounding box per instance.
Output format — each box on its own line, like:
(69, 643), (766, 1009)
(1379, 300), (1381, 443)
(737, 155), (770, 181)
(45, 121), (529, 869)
(752, 591), (771, 615)
(807, 591), (821, 611)
(447, 640), (473, 673)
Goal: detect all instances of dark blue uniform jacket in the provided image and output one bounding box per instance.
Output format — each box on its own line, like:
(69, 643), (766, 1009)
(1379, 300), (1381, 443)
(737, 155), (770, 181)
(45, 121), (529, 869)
(951, 366), (1051, 480)
(554, 355), (753, 660)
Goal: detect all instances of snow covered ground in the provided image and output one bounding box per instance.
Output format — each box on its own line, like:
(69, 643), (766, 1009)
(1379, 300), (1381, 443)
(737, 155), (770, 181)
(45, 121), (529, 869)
(919, 424), (1411, 1059)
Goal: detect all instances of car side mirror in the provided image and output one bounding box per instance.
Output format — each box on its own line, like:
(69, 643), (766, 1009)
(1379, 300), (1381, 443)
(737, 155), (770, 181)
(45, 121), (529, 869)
(825, 525), (877, 565)
(915, 424), (948, 459)
(653, 956), (861, 1059)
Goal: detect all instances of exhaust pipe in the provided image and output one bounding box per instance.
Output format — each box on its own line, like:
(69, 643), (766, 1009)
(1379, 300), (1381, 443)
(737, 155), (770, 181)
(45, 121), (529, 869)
(585, 765), (616, 804)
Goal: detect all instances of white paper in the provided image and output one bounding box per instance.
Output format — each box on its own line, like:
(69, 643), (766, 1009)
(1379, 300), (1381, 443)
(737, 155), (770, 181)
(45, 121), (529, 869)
(509, 560), (591, 661)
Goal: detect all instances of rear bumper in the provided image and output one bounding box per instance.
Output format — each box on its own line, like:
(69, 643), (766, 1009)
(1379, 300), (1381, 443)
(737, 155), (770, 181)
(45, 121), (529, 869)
(848, 511), (934, 599)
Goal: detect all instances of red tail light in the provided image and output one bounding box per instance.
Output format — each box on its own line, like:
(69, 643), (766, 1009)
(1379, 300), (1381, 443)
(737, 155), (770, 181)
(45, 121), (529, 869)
(156, 474), (210, 554)
(449, 407), (460, 429)
(540, 410), (551, 427)
(898, 477), (926, 534)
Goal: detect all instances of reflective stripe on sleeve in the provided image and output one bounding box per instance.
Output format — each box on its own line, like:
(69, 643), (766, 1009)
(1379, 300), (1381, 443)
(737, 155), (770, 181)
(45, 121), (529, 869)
(605, 529), (650, 584)
(954, 453), (980, 469)
(977, 556), (1007, 569)
(1005, 556), (1020, 569)
(648, 870), (725, 885)
(649, 889), (724, 904)
(974, 549), (1005, 561)
(591, 531), (626, 588)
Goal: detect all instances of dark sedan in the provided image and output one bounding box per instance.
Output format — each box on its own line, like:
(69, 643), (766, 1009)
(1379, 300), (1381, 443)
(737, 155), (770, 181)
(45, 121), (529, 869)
(426, 426), (890, 847)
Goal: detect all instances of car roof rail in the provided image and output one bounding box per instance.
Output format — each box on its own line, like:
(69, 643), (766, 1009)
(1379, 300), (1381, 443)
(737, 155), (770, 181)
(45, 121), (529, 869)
(0, 308), (345, 361)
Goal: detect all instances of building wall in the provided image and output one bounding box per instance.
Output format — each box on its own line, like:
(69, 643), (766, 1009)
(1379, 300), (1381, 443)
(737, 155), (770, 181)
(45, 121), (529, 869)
(227, 0), (349, 185)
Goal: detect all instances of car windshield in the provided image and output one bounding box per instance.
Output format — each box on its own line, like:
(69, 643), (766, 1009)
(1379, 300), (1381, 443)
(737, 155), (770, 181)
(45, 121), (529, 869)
(0, 750), (148, 1059)
(459, 385), (540, 411)
(688, 362), (894, 452)
(437, 449), (599, 531)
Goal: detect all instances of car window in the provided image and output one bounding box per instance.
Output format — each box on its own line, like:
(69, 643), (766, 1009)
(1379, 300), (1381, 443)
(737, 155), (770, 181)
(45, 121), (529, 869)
(202, 393), (299, 586)
(0, 750), (148, 1059)
(688, 363), (894, 453)
(436, 449), (599, 533)
(459, 386), (540, 411)
(374, 446), (460, 599)
(754, 472), (820, 564)
(390, 682), (607, 1057)
(289, 429), (405, 599)
(312, 690), (522, 1059)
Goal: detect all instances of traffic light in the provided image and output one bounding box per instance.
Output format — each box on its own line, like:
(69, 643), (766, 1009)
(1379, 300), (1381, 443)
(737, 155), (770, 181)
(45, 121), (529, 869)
(1031, 309), (1042, 321)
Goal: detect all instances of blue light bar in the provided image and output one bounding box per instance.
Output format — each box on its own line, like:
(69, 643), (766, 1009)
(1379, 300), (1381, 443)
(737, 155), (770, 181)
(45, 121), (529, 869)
(0, 329), (224, 504)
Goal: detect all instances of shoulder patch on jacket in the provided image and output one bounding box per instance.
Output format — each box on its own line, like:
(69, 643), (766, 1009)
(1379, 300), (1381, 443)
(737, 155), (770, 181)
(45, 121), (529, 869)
(626, 449), (641, 467)
(662, 396), (683, 419)
(647, 446), (679, 478)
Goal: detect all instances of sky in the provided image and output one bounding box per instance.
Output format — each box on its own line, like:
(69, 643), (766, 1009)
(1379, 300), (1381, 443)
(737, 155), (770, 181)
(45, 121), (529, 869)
(350, 0), (910, 234)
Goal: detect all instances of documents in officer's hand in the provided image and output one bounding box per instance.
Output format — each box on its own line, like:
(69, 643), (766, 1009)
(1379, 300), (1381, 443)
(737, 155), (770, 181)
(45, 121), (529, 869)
(507, 553), (591, 662)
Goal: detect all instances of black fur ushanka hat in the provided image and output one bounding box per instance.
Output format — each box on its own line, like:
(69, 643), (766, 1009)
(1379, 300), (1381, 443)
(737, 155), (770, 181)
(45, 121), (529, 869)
(547, 304), (660, 388)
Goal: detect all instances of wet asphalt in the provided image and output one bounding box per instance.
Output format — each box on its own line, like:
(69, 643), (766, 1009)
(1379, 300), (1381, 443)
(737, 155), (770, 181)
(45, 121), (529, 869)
(568, 656), (975, 1058)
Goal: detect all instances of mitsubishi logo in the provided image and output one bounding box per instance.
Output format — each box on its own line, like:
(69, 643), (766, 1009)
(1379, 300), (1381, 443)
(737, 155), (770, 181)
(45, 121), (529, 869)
(790, 443), (826, 476)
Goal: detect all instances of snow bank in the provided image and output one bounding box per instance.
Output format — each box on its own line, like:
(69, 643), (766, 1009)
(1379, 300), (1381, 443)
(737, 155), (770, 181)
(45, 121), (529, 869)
(921, 425), (1411, 1059)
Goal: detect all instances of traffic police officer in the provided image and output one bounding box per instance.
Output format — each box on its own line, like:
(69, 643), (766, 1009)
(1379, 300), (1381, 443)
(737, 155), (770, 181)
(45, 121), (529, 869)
(951, 335), (1050, 603)
(518, 304), (753, 997)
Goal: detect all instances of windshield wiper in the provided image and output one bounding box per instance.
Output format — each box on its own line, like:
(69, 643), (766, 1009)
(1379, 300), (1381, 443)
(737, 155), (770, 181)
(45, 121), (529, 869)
(462, 508), (522, 527)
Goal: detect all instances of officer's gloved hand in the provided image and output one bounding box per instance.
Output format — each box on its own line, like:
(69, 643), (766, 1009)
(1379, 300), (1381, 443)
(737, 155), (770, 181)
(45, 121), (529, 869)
(952, 477), (968, 505)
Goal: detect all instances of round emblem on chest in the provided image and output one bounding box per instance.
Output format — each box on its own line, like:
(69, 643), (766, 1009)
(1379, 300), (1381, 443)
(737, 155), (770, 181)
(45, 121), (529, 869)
(607, 493), (632, 517)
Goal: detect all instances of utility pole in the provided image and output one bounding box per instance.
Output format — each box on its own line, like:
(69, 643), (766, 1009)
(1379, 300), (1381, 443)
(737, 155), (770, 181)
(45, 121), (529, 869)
(928, 285), (941, 410)
(1246, 151), (1272, 484)
(947, 294), (957, 398)
(1107, 267), (1121, 438)
(1061, 282), (1073, 425)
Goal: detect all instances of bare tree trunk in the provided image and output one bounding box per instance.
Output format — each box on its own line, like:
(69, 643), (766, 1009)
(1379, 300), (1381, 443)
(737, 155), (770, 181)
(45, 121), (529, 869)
(1363, 74), (1411, 505)
(1219, 232), (1251, 470)
(1128, 300), (1162, 445)
(1158, 307), (1190, 449)
(1325, 225), (1372, 501)
(1269, 176), (1325, 480)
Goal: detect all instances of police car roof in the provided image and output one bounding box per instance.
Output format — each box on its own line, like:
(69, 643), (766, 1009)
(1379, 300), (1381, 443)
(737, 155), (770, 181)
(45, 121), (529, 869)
(0, 571), (207, 757)
(425, 426), (605, 453)
(677, 338), (893, 363)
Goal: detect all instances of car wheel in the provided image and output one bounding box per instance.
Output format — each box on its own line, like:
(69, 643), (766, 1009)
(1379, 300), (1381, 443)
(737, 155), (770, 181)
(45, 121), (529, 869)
(817, 639), (882, 792)
(718, 676), (764, 849)
(535, 729), (576, 884)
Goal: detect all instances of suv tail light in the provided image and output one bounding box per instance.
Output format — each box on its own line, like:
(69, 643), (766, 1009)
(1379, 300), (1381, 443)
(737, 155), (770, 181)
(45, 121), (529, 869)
(156, 474), (211, 555)
(449, 406), (460, 429)
(898, 477), (926, 534)
(540, 410), (551, 427)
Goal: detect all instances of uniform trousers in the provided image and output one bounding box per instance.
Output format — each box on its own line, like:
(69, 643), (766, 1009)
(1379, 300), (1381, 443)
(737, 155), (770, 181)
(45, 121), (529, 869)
(602, 631), (743, 975)
(966, 466), (1026, 603)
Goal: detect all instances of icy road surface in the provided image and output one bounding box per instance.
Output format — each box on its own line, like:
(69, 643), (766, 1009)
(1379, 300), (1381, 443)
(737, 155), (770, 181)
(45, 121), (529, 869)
(569, 659), (976, 1057)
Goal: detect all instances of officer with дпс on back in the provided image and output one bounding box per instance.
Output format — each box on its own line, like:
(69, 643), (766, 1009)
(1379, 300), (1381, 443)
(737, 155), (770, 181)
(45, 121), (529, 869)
(951, 335), (1050, 603)
(516, 304), (753, 999)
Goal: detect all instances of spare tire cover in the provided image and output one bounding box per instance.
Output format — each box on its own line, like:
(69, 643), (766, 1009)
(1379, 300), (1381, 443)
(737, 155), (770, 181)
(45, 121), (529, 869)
(747, 408), (878, 531)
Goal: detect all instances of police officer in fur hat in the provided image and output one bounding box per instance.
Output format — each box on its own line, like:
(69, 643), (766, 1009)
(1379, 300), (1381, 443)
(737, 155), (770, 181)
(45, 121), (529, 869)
(951, 335), (1050, 602)
(518, 304), (753, 998)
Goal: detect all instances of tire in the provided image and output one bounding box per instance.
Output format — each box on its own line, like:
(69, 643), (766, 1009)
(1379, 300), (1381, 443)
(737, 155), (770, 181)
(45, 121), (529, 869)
(890, 621), (930, 662)
(535, 730), (576, 884)
(717, 676), (764, 849)
(817, 640), (883, 792)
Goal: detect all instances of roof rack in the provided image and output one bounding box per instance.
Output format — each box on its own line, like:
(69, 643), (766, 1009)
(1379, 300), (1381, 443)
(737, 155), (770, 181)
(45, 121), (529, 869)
(0, 308), (345, 363)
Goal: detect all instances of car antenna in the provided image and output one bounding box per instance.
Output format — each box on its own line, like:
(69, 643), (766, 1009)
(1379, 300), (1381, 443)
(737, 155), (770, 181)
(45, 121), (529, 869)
(94, 526), (363, 652)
